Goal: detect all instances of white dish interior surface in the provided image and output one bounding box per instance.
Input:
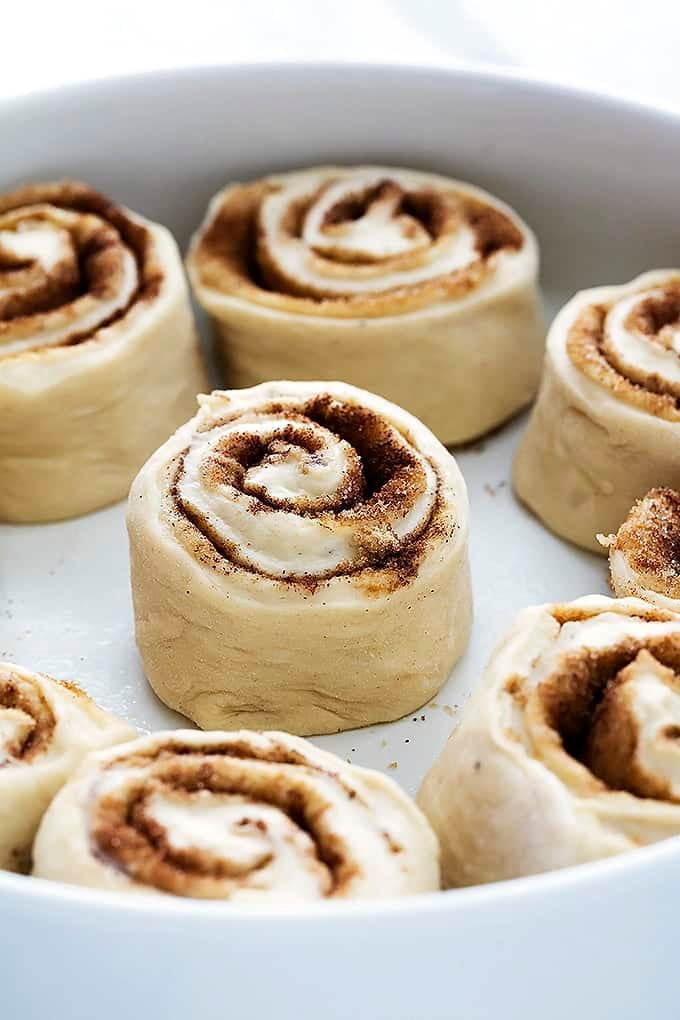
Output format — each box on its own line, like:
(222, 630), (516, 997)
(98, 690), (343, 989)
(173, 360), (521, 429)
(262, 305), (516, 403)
(2, 64), (680, 1020)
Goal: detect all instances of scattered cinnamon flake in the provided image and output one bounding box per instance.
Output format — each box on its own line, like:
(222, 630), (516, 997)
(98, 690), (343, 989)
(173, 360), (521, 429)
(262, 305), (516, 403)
(484, 480), (508, 497)
(388, 761), (398, 770)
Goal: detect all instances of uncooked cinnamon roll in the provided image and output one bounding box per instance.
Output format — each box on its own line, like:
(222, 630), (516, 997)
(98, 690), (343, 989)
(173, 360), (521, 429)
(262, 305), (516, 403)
(127, 380), (471, 735)
(418, 595), (680, 887)
(600, 488), (680, 611)
(33, 729), (440, 900)
(513, 270), (680, 551)
(0, 180), (207, 522)
(0, 661), (134, 872)
(187, 165), (543, 445)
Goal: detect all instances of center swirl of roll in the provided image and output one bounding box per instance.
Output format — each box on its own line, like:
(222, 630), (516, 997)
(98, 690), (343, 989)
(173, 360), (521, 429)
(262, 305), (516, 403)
(518, 608), (680, 802)
(567, 280), (680, 420)
(174, 395), (439, 582)
(0, 182), (153, 359)
(257, 171), (482, 298)
(0, 667), (55, 763)
(88, 735), (389, 899)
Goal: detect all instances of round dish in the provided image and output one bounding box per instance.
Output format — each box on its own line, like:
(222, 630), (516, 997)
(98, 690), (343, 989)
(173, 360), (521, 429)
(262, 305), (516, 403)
(1, 64), (680, 1020)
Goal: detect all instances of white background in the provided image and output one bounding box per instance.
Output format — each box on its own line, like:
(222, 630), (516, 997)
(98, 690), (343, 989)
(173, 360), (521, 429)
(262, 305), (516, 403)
(2, 0), (679, 110)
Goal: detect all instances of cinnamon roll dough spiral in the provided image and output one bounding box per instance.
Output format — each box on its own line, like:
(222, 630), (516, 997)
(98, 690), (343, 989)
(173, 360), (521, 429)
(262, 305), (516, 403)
(187, 165), (544, 445)
(602, 488), (680, 611)
(417, 596), (680, 887)
(0, 661), (134, 872)
(33, 729), (440, 900)
(127, 380), (472, 735)
(0, 180), (207, 522)
(513, 270), (680, 551)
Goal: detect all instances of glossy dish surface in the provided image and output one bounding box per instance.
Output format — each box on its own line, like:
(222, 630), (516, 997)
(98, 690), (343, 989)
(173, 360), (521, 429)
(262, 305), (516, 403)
(1, 63), (679, 1020)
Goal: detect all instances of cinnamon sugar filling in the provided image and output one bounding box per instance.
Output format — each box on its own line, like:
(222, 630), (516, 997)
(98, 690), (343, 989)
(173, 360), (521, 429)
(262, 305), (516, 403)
(0, 180), (162, 357)
(525, 629), (680, 800)
(169, 394), (449, 591)
(194, 173), (523, 317)
(614, 488), (680, 598)
(88, 739), (388, 897)
(0, 668), (56, 762)
(566, 282), (680, 421)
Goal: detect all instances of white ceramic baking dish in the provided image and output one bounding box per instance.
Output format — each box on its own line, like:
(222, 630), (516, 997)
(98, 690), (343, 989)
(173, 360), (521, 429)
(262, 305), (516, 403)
(1, 63), (679, 1020)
